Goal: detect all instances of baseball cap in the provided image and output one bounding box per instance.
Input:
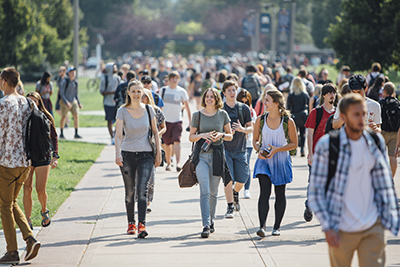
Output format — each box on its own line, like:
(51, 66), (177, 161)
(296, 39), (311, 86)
(141, 76), (152, 83)
(67, 66), (76, 73)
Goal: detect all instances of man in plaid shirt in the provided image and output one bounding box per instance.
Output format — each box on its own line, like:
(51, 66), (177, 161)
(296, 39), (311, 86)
(308, 93), (399, 267)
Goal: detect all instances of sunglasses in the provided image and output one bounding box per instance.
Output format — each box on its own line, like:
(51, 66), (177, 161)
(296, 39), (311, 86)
(142, 81), (151, 84)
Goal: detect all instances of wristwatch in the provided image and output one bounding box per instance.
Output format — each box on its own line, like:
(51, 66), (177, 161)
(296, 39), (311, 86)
(53, 153), (60, 159)
(222, 133), (226, 139)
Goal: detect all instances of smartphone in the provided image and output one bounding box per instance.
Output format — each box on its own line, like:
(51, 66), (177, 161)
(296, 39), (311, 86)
(260, 146), (272, 157)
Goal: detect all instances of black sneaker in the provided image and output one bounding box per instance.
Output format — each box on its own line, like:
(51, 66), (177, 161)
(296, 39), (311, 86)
(210, 222), (215, 233)
(59, 134), (65, 139)
(201, 226), (210, 238)
(146, 208), (152, 213)
(0, 251), (19, 265)
(224, 206), (234, 218)
(74, 134), (82, 139)
(303, 206), (313, 222)
(233, 192), (240, 212)
(25, 236), (41, 261)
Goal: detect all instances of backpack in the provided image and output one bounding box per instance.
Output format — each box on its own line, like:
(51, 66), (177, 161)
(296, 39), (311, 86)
(242, 75), (261, 101)
(368, 73), (380, 88)
(25, 98), (52, 162)
(115, 82), (128, 109)
(381, 97), (400, 132)
(259, 113), (297, 156)
(324, 114), (335, 134)
(326, 129), (380, 194)
(315, 106), (336, 134)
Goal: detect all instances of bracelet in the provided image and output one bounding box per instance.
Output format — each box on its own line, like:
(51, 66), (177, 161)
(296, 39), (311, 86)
(53, 153), (60, 159)
(222, 133), (226, 139)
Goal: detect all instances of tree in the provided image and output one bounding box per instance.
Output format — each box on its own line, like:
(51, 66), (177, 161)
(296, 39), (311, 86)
(327, 0), (400, 70)
(311, 0), (342, 48)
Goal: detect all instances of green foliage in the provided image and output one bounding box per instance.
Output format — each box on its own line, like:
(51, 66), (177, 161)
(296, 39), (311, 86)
(163, 40), (205, 57)
(295, 22), (313, 44)
(328, 0), (400, 71)
(0, 0), (88, 72)
(311, 0), (342, 48)
(174, 21), (205, 35)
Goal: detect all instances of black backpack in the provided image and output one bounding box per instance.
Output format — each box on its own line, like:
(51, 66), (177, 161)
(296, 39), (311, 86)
(25, 98), (52, 162)
(242, 75), (261, 101)
(325, 129), (380, 194)
(381, 97), (400, 132)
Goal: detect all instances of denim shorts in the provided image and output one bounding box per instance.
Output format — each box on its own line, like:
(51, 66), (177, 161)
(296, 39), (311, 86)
(225, 150), (249, 183)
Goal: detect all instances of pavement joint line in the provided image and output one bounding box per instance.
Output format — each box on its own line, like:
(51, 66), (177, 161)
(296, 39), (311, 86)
(77, 157), (120, 267)
(238, 209), (268, 267)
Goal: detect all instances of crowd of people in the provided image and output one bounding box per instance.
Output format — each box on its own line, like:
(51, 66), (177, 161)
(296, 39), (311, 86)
(0, 54), (400, 266)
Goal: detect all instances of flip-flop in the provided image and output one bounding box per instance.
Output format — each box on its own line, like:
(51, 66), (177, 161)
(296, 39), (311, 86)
(41, 209), (51, 227)
(27, 218), (33, 230)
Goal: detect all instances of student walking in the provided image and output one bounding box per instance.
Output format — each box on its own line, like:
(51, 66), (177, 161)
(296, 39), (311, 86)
(23, 92), (59, 229)
(308, 93), (400, 267)
(35, 71), (53, 116)
(236, 89), (257, 199)
(114, 79), (162, 238)
(59, 66), (82, 139)
(222, 80), (253, 217)
(286, 77), (309, 157)
(252, 89), (298, 237)
(0, 68), (41, 264)
(141, 89), (166, 212)
(189, 88), (233, 238)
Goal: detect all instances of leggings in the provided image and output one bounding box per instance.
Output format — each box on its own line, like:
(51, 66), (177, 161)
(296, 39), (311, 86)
(257, 174), (287, 230)
(120, 151), (154, 224)
(298, 126), (306, 152)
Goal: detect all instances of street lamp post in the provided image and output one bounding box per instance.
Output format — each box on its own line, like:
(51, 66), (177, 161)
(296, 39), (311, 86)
(73, 0), (79, 77)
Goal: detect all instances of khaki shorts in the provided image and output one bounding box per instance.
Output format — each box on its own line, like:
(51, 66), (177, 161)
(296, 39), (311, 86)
(381, 130), (397, 157)
(60, 99), (79, 117)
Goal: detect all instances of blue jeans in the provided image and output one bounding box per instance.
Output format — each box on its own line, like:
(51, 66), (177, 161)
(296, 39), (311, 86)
(225, 150), (249, 184)
(245, 147), (253, 190)
(196, 152), (221, 227)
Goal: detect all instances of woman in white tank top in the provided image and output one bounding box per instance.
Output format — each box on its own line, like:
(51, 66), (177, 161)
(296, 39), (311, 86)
(252, 89), (298, 237)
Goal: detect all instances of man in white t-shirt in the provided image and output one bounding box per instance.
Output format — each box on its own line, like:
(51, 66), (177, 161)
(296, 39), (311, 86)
(333, 74), (381, 133)
(308, 93), (399, 267)
(161, 71), (191, 171)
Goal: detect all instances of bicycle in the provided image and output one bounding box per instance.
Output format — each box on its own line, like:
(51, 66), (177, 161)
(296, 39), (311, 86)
(86, 78), (100, 92)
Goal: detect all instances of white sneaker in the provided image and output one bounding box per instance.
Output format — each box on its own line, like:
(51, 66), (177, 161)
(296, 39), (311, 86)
(244, 190), (251, 199)
(224, 206), (234, 219)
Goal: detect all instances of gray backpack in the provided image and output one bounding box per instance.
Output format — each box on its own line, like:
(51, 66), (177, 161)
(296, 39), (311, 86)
(242, 75), (261, 101)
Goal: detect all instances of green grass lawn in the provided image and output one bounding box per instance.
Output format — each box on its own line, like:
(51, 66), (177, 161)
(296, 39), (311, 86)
(25, 77), (105, 127)
(0, 140), (105, 229)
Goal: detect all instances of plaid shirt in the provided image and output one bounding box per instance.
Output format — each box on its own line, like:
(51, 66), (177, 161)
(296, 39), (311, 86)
(308, 127), (400, 235)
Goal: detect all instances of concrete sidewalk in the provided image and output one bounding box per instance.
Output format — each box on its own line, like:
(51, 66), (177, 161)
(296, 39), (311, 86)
(3, 107), (400, 266)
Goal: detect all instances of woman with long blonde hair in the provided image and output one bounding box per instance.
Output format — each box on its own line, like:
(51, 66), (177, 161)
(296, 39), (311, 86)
(253, 89), (298, 237)
(287, 77), (309, 156)
(23, 91), (59, 229)
(115, 79), (161, 238)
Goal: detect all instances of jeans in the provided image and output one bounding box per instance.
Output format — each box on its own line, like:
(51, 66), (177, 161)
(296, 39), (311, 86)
(245, 147), (253, 190)
(120, 151), (154, 224)
(298, 126), (306, 154)
(225, 150), (249, 184)
(196, 152), (221, 226)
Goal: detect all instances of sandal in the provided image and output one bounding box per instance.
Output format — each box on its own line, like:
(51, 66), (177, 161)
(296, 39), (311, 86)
(41, 209), (51, 227)
(27, 218), (33, 230)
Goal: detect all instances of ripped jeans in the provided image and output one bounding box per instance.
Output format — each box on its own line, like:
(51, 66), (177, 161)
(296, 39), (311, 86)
(120, 151), (154, 224)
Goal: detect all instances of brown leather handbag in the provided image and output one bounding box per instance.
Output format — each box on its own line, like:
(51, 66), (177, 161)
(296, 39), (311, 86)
(178, 112), (201, 188)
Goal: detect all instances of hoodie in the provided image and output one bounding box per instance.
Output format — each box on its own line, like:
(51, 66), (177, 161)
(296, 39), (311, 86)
(100, 63), (121, 106)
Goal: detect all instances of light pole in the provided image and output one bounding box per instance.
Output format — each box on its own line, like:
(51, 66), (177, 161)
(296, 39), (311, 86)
(283, 0), (296, 57)
(73, 0), (79, 77)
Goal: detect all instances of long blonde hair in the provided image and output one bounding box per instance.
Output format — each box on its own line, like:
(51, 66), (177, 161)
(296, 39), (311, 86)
(26, 91), (55, 127)
(266, 89), (289, 117)
(142, 89), (156, 109)
(123, 79), (143, 107)
(290, 77), (307, 95)
(259, 83), (277, 102)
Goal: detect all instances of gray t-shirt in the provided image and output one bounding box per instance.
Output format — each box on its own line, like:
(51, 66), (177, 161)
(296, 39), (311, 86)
(223, 102), (252, 152)
(36, 81), (53, 100)
(116, 105), (155, 152)
(191, 109), (230, 146)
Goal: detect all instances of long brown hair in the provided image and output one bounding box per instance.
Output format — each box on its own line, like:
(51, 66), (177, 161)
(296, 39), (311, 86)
(236, 89), (252, 107)
(265, 89), (289, 117)
(26, 91), (55, 126)
(201, 88), (223, 109)
(123, 79), (143, 107)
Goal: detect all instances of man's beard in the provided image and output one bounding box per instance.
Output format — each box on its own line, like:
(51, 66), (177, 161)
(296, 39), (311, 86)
(329, 100), (334, 104)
